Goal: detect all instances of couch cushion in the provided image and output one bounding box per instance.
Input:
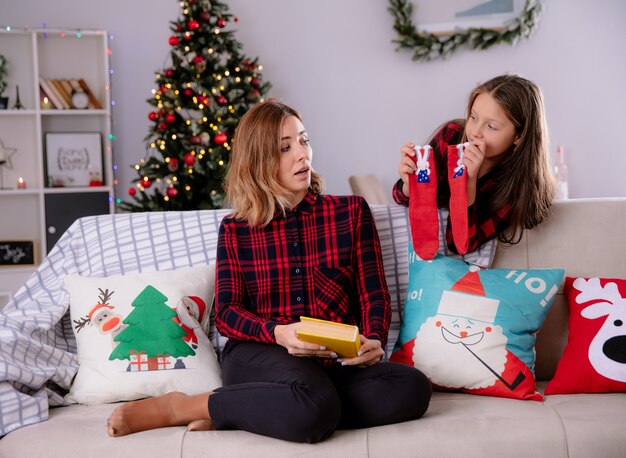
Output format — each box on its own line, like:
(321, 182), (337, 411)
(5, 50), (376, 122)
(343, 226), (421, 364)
(391, 253), (564, 400)
(64, 265), (221, 404)
(545, 277), (626, 395)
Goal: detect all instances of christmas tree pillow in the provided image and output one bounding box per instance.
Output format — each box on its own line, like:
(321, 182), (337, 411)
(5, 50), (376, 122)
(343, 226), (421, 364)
(64, 265), (221, 405)
(390, 251), (564, 401)
(545, 277), (626, 394)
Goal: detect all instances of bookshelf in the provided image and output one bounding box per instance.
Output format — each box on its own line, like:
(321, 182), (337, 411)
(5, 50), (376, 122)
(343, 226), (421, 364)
(0, 28), (114, 297)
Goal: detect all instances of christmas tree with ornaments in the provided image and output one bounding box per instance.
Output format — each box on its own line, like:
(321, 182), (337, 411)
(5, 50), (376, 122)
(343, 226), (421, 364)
(119, 0), (270, 211)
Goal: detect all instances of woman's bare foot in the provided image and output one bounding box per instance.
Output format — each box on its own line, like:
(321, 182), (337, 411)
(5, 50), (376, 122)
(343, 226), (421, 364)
(107, 391), (211, 437)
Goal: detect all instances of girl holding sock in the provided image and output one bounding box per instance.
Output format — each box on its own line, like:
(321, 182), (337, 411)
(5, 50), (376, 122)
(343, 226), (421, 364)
(107, 100), (431, 443)
(394, 74), (555, 254)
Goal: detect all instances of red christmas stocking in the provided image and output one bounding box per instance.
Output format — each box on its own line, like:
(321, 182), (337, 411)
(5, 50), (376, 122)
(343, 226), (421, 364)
(408, 145), (439, 260)
(448, 143), (469, 254)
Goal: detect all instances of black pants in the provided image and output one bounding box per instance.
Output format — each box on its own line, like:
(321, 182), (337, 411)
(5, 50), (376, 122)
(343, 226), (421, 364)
(208, 340), (432, 443)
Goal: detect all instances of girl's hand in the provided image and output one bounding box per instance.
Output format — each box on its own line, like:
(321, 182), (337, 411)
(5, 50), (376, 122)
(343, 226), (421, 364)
(398, 142), (417, 197)
(337, 335), (384, 367)
(274, 322), (338, 358)
(462, 140), (485, 181)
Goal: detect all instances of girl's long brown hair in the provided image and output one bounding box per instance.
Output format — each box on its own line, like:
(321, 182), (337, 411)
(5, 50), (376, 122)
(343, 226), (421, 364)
(224, 100), (324, 226)
(461, 75), (556, 244)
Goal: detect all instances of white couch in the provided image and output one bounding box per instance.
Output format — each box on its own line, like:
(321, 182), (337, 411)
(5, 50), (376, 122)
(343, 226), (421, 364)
(1, 198), (626, 458)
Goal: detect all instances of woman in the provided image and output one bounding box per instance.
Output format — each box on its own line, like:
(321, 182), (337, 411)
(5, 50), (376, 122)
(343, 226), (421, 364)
(108, 100), (431, 443)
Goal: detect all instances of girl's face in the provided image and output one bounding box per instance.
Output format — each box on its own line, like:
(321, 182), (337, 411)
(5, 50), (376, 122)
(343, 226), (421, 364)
(279, 115), (312, 207)
(465, 92), (519, 162)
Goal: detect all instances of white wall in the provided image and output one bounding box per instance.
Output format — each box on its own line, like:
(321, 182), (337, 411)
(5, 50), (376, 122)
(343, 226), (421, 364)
(1, 0), (625, 200)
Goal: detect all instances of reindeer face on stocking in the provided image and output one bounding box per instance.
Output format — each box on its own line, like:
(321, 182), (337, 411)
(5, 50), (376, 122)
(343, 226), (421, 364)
(391, 254), (564, 401)
(546, 277), (626, 395)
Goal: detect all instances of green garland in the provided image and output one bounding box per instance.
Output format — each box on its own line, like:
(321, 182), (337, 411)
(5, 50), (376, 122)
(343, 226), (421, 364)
(388, 0), (543, 62)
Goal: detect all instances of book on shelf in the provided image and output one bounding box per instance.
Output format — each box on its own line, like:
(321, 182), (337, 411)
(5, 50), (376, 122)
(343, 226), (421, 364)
(38, 78), (103, 109)
(296, 316), (361, 357)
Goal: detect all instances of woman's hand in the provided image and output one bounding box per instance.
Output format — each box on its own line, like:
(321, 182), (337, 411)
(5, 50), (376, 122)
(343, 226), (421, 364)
(337, 335), (384, 367)
(274, 322), (338, 358)
(398, 142), (417, 197)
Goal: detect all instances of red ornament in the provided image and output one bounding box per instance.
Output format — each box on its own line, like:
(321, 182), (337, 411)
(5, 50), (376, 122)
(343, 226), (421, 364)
(200, 10), (210, 21)
(217, 17), (227, 28)
(184, 153), (196, 166)
(184, 88), (194, 97)
(234, 17), (239, 23)
(217, 95), (228, 105)
(159, 85), (168, 94)
(188, 20), (200, 31)
(165, 68), (175, 78)
(169, 36), (179, 46)
(167, 187), (178, 198)
(190, 135), (201, 145)
(197, 95), (209, 105)
(176, 24), (183, 32)
(193, 56), (205, 64)
(251, 77), (261, 87)
(168, 158), (179, 171)
(141, 177), (152, 188)
(128, 187), (136, 196)
(148, 111), (159, 121)
(214, 132), (228, 145)
(158, 122), (167, 131)
(165, 113), (176, 124)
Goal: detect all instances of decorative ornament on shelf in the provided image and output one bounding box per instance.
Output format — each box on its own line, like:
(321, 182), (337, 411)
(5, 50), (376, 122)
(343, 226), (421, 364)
(0, 54), (8, 109)
(0, 137), (17, 189)
(71, 87), (89, 109)
(387, 0), (543, 62)
(12, 85), (24, 110)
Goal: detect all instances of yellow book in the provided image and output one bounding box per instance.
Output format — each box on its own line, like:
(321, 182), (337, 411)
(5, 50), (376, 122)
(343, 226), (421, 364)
(296, 317), (361, 357)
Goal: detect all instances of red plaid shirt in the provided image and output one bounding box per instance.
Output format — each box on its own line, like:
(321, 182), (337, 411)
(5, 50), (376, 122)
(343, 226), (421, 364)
(393, 122), (513, 252)
(215, 192), (391, 347)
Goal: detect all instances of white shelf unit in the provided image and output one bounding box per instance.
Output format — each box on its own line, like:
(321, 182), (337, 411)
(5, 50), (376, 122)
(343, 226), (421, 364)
(0, 28), (114, 297)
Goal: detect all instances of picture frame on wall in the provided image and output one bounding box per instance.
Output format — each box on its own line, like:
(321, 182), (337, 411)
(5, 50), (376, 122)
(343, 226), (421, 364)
(414, 0), (524, 34)
(44, 132), (103, 187)
(0, 240), (36, 267)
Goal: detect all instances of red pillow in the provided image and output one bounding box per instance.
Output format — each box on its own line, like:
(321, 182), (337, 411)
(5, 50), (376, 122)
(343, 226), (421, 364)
(545, 277), (626, 395)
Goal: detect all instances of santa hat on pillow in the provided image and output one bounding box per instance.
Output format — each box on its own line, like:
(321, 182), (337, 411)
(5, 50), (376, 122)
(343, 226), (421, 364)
(177, 295), (207, 322)
(437, 266), (500, 324)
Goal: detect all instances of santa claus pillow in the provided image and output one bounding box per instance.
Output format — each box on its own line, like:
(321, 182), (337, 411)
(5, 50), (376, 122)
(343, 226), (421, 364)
(545, 277), (626, 394)
(390, 252), (564, 401)
(64, 265), (221, 405)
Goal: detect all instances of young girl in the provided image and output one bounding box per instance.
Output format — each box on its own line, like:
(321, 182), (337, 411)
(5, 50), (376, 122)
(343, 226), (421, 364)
(394, 74), (555, 252)
(107, 100), (431, 443)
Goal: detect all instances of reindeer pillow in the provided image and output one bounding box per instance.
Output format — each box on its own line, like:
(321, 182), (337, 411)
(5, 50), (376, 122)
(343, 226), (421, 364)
(545, 277), (626, 394)
(64, 265), (222, 405)
(390, 252), (564, 401)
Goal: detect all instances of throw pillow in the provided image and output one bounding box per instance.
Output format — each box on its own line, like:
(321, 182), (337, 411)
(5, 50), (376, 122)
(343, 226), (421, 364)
(545, 276), (626, 394)
(64, 265), (222, 405)
(390, 252), (564, 401)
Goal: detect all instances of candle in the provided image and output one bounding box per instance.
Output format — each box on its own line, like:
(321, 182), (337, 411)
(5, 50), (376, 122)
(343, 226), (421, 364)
(41, 96), (53, 110)
(17, 177), (26, 189)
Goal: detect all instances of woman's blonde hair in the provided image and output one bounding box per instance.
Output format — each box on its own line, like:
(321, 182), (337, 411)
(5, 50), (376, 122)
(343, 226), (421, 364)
(224, 100), (324, 226)
(461, 74), (556, 244)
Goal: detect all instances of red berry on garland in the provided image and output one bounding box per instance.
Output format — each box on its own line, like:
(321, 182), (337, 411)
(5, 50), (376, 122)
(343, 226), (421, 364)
(190, 135), (201, 145)
(200, 10), (210, 21)
(184, 153), (196, 166)
(167, 187), (178, 198)
(165, 113), (176, 124)
(148, 111), (159, 121)
(214, 132), (228, 145)
(165, 68), (175, 78)
(158, 122), (167, 131)
(184, 88), (194, 97)
(168, 158), (179, 171)
(217, 18), (227, 28)
(188, 20), (200, 31)
(169, 36), (179, 46)
(141, 177), (152, 188)
(128, 187), (136, 196)
(217, 95), (228, 105)
(235, 17), (239, 23)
